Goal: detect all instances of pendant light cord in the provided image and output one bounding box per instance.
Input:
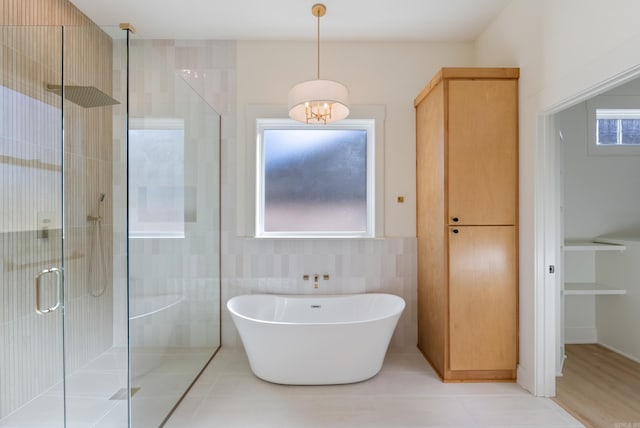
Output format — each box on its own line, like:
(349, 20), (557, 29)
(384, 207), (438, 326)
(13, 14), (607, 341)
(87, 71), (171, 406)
(317, 11), (321, 80)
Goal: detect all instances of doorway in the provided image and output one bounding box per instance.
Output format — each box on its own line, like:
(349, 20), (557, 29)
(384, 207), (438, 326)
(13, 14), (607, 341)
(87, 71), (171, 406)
(541, 73), (640, 426)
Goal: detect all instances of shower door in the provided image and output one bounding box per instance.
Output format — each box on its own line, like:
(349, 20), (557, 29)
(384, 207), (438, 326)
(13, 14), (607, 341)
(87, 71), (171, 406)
(61, 25), (127, 427)
(1, 24), (122, 427)
(0, 26), (66, 425)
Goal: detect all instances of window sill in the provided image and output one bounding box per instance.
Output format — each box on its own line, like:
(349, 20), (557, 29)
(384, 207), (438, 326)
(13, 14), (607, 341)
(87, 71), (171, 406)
(245, 235), (385, 240)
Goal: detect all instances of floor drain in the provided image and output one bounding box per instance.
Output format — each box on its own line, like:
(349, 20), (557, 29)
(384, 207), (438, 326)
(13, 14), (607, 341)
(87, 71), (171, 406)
(109, 387), (140, 400)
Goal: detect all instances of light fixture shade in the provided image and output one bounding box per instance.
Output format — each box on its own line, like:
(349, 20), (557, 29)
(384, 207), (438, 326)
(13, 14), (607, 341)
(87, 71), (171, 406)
(288, 79), (350, 124)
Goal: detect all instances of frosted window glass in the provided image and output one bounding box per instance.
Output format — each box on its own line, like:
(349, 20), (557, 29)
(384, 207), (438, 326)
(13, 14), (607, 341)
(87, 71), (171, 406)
(263, 129), (367, 233)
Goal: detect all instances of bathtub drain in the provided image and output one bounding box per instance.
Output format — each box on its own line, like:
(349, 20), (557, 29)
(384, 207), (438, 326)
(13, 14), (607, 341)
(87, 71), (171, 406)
(310, 305), (321, 308)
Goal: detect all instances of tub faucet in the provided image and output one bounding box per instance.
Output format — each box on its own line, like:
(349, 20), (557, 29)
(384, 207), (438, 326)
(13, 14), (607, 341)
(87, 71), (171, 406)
(313, 274), (319, 289)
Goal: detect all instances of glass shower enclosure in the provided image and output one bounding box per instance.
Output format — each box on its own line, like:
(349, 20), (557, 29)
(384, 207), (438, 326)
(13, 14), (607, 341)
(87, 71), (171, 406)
(0, 24), (221, 427)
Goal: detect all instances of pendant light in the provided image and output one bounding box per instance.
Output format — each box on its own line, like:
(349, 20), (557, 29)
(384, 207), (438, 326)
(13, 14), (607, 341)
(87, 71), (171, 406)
(287, 3), (349, 124)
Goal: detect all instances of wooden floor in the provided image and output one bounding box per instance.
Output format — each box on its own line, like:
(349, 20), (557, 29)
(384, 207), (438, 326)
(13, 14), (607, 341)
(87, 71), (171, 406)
(554, 344), (640, 428)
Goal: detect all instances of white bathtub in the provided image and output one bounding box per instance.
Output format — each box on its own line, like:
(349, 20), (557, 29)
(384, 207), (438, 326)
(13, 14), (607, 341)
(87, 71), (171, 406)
(227, 293), (405, 385)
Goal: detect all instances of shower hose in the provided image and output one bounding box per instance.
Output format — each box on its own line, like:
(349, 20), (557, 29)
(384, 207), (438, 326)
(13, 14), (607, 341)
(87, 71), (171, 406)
(88, 193), (107, 297)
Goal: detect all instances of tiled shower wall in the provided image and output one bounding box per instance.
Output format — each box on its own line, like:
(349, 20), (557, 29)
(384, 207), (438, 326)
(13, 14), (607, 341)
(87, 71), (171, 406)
(61, 23), (115, 377)
(112, 39), (233, 349)
(1, 0), (114, 418)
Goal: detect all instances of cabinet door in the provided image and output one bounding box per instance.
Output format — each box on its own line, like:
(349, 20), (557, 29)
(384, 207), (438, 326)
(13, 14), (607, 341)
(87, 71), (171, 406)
(449, 225), (517, 371)
(447, 79), (517, 225)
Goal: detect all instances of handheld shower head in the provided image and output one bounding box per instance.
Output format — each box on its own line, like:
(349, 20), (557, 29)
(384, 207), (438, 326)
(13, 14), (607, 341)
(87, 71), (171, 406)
(87, 194), (106, 222)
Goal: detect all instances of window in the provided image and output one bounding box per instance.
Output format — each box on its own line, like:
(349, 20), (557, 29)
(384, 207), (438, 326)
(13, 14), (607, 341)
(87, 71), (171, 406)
(587, 96), (640, 155)
(129, 118), (187, 238)
(256, 119), (375, 238)
(596, 109), (640, 146)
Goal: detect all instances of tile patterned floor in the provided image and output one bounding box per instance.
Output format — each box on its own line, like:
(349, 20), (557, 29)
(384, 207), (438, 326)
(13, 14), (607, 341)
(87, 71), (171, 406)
(166, 348), (585, 428)
(0, 348), (213, 428)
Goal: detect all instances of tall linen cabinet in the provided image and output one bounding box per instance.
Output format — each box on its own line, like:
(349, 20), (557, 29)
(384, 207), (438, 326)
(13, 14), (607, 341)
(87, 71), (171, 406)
(415, 68), (519, 381)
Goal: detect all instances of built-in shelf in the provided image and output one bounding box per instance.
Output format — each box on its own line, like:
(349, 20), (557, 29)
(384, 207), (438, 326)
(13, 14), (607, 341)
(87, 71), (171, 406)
(563, 241), (627, 296)
(564, 241), (626, 252)
(564, 282), (627, 296)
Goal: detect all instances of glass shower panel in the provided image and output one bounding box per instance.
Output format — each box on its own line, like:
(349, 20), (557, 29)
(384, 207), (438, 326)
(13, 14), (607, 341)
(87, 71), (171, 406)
(0, 26), (65, 426)
(127, 37), (221, 427)
(61, 25), (128, 427)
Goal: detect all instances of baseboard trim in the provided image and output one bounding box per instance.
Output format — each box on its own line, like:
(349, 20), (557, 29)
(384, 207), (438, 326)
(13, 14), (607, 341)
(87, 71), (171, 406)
(564, 326), (597, 344)
(597, 342), (640, 364)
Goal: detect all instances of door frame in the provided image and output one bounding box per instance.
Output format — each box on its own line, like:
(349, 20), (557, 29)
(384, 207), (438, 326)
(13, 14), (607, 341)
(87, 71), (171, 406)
(535, 65), (640, 397)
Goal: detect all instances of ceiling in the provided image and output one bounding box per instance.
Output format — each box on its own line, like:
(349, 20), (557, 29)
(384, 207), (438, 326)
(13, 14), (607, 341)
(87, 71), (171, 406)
(69, 0), (511, 42)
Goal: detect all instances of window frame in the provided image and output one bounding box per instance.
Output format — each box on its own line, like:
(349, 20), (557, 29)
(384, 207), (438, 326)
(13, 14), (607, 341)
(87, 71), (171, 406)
(587, 95), (640, 155)
(255, 118), (376, 239)
(595, 108), (640, 145)
(241, 105), (385, 239)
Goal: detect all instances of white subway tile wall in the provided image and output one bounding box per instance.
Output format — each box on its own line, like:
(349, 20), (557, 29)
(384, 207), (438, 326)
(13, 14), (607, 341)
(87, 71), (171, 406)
(221, 237), (418, 350)
(112, 39), (231, 350)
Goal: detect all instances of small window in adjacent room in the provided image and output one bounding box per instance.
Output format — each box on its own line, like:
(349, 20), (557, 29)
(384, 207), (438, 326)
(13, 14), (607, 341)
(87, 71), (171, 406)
(256, 119), (375, 238)
(596, 109), (640, 146)
(587, 96), (640, 155)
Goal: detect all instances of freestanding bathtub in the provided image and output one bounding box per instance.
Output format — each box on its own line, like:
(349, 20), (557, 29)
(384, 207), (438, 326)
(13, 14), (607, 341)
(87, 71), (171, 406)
(227, 293), (405, 385)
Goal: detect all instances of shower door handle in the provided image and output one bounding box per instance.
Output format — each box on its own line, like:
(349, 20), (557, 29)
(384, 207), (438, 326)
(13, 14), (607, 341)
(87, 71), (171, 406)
(35, 267), (62, 314)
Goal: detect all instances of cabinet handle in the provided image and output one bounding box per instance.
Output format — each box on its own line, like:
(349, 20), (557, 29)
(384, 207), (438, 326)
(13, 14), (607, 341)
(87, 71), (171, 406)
(452, 229), (459, 234)
(452, 217), (459, 222)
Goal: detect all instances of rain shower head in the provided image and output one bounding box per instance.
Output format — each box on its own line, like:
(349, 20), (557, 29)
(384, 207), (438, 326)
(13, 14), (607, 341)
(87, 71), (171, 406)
(46, 84), (120, 108)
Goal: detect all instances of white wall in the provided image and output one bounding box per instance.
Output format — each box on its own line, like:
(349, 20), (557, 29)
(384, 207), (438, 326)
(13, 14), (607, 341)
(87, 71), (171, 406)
(474, 0), (640, 394)
(558, 79), (640, 239)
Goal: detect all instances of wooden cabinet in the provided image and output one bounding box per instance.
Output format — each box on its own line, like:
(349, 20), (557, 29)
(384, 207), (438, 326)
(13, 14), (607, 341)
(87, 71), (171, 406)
(449, 226), (517, 371)
(415, 67), (519, 381)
